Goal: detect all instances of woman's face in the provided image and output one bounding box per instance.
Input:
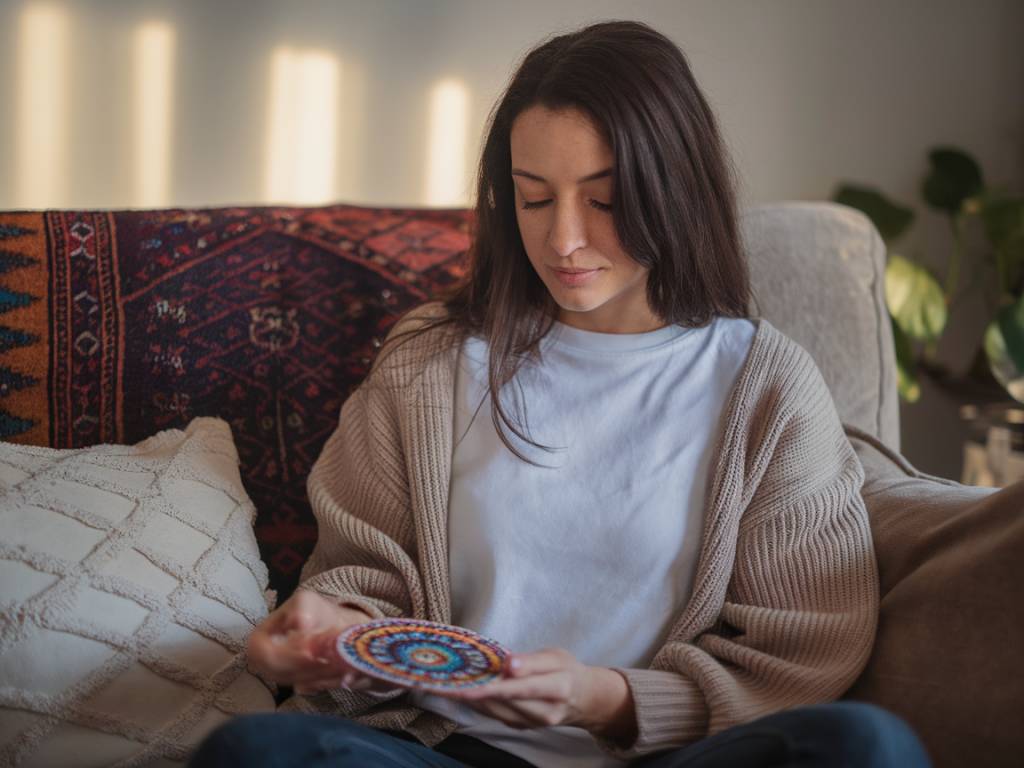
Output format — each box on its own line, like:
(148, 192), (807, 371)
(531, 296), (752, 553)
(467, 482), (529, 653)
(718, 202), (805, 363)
(509, 105), (664, 334)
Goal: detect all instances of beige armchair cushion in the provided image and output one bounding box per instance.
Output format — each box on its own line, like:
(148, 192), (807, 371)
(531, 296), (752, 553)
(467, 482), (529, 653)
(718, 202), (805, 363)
(743, 202), (900, 451)
(843, 426), (1024, 768)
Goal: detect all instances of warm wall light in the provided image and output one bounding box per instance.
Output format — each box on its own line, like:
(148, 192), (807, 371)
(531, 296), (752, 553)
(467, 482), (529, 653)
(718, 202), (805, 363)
(133, 21), (176, 208)
(263, 47), (339, 204)
(424, 78), (470, 207)
(334, 58), (367, 205)
(15, 3), (69, 208)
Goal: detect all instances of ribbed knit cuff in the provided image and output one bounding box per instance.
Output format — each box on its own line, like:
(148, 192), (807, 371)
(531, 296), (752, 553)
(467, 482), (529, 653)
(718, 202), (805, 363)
(335, 596), (391, 621)
(296, 581), (404, 621)
(591, 668), (708, 760)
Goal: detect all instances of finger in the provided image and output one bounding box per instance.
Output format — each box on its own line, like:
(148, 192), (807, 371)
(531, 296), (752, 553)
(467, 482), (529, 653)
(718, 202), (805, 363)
(270, 589), (334, 637)
(256, 595), (300, 635)
(346, 675), (373, 691)
(285, 656), (369, 686)
(304, 628), (354, 665)
(448, 673), (568, 702)
(480, 696), (566, 729)
(500, 698), (563, 726)
(275, 627), (344, 666)
(346, 673), (403, 695)
(254, 628), (325, 665)
(249, 632), (346, 683)
(504, 648), (572, 678)
(247, 633), (314, 679)
(274, 606), (321, 636)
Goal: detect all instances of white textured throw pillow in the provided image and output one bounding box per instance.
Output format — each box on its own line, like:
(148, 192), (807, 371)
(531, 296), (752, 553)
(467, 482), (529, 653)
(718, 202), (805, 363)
(0, 417), (276, 767)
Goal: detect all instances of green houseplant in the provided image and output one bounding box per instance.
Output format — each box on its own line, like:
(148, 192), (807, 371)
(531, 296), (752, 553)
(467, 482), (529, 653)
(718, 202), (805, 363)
(831, 147), (1024, 403)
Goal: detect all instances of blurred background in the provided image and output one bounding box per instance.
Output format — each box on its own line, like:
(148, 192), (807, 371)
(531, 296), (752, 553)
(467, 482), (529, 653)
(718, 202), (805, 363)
(1, 0), (1022, 479)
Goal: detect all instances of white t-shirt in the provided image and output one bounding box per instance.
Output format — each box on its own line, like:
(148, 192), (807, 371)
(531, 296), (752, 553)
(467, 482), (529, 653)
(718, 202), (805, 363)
(409, 315), (756, 767)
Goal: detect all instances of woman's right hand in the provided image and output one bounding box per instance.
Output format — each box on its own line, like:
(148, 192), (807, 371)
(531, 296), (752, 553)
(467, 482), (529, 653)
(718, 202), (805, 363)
(246, 589), (401, 696)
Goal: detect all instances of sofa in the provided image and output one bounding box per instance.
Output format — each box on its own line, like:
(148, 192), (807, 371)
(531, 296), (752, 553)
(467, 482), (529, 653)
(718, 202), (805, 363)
(0, 201), (1020, 766)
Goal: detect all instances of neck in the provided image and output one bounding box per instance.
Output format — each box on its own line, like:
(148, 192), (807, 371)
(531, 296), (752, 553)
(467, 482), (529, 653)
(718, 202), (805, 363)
(556, 315), (669, 334)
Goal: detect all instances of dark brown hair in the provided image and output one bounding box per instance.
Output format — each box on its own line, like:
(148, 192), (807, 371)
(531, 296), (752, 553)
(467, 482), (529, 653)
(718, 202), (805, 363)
(375, 19), (750, 464)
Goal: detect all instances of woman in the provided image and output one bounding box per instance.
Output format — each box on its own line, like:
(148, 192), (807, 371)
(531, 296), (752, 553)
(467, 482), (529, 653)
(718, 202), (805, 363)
(191, 19), (931, 768)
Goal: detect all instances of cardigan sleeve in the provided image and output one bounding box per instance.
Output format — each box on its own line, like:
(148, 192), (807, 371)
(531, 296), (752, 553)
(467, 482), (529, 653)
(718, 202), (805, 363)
(593, 339), (879, 760)
(296, 381), (425, 620)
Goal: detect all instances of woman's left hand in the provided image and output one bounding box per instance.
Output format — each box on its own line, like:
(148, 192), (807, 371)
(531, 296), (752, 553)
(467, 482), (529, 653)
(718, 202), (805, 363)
(438, 647), (599, 731)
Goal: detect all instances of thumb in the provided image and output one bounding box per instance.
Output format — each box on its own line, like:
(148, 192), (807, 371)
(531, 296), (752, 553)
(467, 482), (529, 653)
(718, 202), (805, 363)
(306, 629), (343, 663)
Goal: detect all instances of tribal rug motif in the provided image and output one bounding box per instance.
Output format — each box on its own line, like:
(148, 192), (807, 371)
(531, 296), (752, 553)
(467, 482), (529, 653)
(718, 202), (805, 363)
(0, 204), (471, 598)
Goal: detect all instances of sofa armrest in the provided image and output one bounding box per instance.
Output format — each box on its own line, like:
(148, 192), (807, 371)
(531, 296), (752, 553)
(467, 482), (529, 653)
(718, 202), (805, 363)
(842, 425), (1024, 768)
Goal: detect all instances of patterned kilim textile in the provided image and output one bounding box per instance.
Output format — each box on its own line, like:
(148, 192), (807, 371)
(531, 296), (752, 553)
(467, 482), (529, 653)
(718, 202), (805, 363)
(0, 205), (471, 598)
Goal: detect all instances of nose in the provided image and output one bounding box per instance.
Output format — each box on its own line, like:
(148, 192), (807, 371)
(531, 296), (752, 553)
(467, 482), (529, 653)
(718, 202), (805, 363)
(547, 198), (589, 258)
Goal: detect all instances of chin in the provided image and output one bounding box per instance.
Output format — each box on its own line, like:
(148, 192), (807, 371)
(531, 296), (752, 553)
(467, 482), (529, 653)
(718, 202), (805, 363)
(551, 293), (604, 314)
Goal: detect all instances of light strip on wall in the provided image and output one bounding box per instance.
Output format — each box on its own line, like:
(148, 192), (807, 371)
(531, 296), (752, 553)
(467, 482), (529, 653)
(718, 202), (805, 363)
(15, 3), (69, 209)
(425, 78), (470, 207)
(133, 21), (176, 208)
(263, 47), (339, 204)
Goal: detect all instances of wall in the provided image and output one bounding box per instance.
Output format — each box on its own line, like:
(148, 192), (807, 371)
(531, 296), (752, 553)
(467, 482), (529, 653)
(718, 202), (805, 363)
(1, 0), (1022, 478)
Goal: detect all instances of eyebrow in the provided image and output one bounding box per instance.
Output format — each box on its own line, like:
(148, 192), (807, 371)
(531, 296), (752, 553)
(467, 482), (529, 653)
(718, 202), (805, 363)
(510, 167), (614, 183)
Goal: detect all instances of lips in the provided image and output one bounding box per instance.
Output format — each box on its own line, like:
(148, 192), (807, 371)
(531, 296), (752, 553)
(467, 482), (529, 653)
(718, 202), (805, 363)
(550, 266), (602, 287)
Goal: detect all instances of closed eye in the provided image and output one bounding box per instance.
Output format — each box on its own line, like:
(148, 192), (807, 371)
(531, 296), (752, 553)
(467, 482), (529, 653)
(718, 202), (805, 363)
(521, 199), (612, 212)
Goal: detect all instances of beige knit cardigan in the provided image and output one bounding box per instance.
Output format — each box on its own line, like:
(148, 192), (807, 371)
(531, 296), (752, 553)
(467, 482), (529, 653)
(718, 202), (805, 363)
(278, 302), (879, 761)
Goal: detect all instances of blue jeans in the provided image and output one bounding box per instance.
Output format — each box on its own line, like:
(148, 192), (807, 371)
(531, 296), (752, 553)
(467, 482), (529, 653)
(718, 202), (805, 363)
(189, 701), (931, 767)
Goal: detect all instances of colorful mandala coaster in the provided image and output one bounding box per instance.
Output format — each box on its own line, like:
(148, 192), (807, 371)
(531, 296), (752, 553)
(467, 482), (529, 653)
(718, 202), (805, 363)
(335, 618), (510, 693)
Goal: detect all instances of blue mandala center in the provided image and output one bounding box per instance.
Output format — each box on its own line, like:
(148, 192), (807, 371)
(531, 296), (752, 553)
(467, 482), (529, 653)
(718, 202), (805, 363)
(364, 631), (493, 681)
(399, 642), (457, 669)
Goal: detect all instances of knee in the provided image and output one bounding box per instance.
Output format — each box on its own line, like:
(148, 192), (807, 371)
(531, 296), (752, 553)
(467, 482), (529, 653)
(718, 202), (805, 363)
(802, 701), (931, 767)
(188, 712), (397, 768)
(190, 713), (285, 767)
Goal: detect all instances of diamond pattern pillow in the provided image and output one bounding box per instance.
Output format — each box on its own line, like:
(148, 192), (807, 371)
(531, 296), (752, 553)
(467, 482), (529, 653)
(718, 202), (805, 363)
(0, 417), (276, 766)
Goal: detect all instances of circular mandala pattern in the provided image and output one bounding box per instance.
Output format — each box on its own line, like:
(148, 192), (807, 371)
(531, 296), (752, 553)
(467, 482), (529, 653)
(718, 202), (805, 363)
(335, 618), (510, 692)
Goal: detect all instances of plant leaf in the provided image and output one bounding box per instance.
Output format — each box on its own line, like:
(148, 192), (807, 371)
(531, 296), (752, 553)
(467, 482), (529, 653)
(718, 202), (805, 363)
(980, 195), (1024, 293)
(922, 147), (984, 214)
(832, 184), (915, 242)
(890, 317), (921, 402)
(885, 254), (948, 341)
(984, 299), (1024, 403)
